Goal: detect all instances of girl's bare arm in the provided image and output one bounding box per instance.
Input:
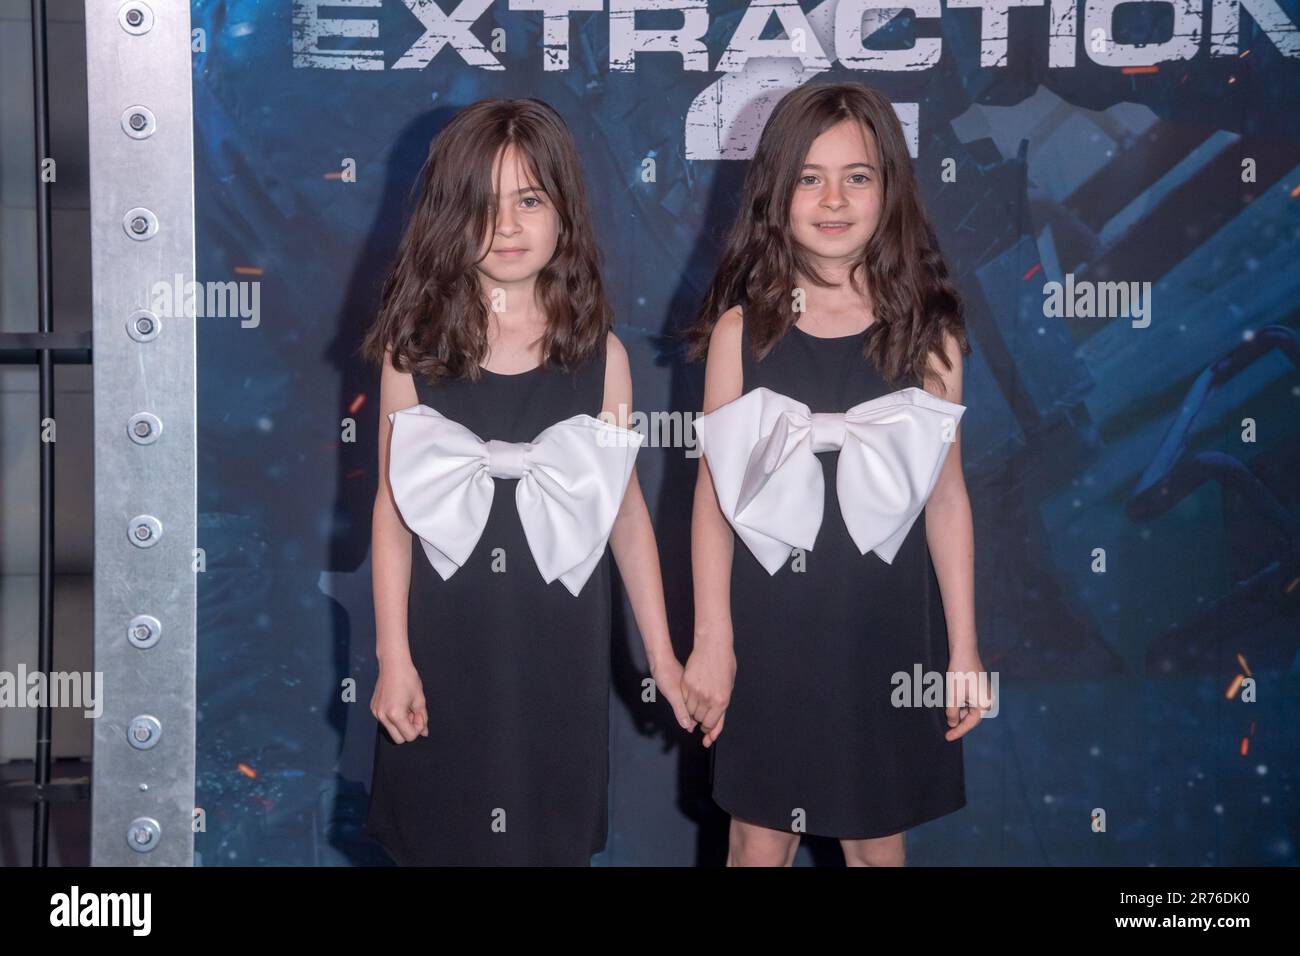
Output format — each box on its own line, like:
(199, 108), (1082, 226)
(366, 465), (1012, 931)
(372, 349), (419, 668)
(684, 306), (744, 746)
(604, 333), (693, 730)
(920, 331), (977, 659)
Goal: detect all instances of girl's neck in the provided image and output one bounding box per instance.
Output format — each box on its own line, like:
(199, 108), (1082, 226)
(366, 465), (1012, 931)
(794, 270), (873, 316)
(477, 274), (547, 328)
(479, 279), (550, 373)
(799, 253), (859, 288)
(488, 306), (549, 332)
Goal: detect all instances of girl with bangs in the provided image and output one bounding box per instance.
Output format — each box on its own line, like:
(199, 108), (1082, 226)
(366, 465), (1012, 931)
(684, 82), (987, 866)
(360, 99), (691, 866)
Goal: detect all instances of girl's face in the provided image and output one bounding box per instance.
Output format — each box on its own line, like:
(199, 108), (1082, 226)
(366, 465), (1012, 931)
(475, 143), (560, 289)
(788, 118), (882, 269)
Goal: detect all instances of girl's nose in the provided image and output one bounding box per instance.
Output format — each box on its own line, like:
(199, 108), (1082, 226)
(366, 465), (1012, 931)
(822, 186), (846, 209)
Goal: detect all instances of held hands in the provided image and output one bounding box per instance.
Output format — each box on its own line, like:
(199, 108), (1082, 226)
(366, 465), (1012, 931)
(648, 653), (695, 734)
(943, 646), (989, 742)
(681, 631), (737, 748)
(372, 657), (429, 744)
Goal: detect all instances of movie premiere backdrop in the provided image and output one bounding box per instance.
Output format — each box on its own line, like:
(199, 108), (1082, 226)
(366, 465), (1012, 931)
(188, 0), (1300, 865)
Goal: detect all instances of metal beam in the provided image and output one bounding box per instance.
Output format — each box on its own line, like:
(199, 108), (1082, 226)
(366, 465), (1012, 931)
(86, 0), (197, 866)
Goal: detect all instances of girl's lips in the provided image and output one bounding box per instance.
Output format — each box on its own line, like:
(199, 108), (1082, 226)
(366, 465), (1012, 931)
(814, 222), (851, 234)
(494, 248), (528, 257)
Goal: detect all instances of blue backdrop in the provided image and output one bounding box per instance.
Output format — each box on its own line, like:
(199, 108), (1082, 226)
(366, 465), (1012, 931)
(191, 0), (1300, 864)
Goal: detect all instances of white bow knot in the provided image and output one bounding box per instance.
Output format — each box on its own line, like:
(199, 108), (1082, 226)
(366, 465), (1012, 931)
(485, 439), (530, 479)
(693, 386), (965, 575)
(810, 412), (848, 452)
(388, 405), (645, 596)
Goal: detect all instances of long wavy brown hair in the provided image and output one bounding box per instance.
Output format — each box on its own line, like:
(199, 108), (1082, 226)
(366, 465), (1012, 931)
(359, 98), (612, 383)
(685, 82), (969, 393)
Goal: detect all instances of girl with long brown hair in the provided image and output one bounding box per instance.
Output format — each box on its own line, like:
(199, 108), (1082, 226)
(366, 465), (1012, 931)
(360, 98), (691, 865)
(684, 81), (987, 866)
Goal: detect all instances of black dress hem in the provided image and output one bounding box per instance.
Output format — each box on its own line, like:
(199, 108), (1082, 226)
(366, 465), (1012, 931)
(712, 789), (968, 841)
(363, 814), (606, 867)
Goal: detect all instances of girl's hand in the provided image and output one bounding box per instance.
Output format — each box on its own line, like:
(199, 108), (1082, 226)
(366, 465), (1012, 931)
(682, 633), (736, 748)
(371, 657), (428, 744)
(943, 646), (988, 742)
(648, 652), (695, 734)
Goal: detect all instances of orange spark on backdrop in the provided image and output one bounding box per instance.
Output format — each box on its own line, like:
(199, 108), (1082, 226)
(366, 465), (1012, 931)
(237, 763), (257, 779)
(1226, 673), (1244, 699)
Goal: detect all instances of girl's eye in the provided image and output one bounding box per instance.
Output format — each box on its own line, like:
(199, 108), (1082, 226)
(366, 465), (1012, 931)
(799, 175), (819, 186)
(521, 195), (543, 209)
(848, 174), (870, 185)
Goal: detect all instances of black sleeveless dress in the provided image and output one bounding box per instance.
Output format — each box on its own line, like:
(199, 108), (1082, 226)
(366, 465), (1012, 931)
(364, 337), (612, 865)
(709, 321), (966, 839)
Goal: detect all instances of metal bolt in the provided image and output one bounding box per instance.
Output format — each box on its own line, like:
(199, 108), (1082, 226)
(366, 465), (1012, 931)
(126, 817), (161, 852)
(127, 615), (162, 650)
(128, 412), (162, 445)
(127, 715), (162, 750)
(127, 515), (162, 548)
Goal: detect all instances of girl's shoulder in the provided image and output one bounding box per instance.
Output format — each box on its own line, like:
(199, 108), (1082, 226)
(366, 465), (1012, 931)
(709, 305), (745, 350)
(602, 328), (623, 367)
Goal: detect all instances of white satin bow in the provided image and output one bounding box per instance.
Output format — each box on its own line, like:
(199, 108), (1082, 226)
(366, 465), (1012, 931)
(693, 386), (965, 575)
(387, 405), (645, 596)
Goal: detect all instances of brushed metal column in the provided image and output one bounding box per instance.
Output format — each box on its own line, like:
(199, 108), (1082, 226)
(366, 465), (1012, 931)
(86, 0), (196, 866)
